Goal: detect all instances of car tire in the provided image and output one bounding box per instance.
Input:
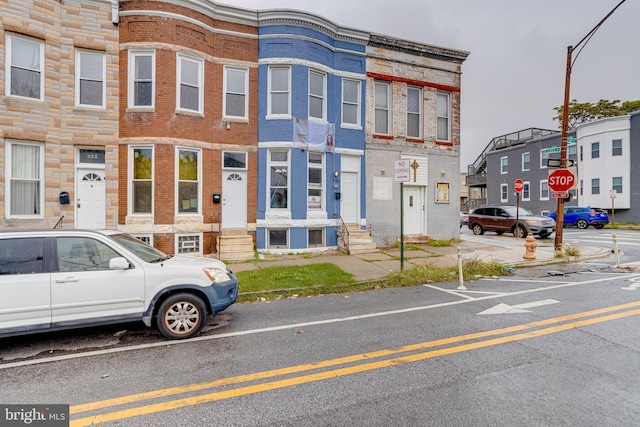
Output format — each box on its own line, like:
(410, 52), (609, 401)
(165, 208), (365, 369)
(157, 293), (207, 340)
(594, 224), (604, 229)
(576, 219), (589, 229)
(472, 224), (484, 235)
(514, 225), (528, 238)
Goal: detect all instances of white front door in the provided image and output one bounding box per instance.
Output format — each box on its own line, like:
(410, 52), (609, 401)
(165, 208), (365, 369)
(222, 171), (247, 229)
(403, 186), (424, 235)
(341, 172), (358, 223)
(76, 169), (106, 229)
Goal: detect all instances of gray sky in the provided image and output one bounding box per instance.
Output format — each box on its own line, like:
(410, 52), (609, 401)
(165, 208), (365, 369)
(228, 0), (639, 171)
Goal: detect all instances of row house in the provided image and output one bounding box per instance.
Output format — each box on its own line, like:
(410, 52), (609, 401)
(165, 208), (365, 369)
(1, 0), (468, 259)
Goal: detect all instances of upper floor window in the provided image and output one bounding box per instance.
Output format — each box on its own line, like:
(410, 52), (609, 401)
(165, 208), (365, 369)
(591, 142), (600, 159)
(176, 148), (200, 214)
(128, 50), (155, 108)
(540, 149), (549, 168)
(407, 86), (422, 139)
(568, 144), (577, 160)
(308, 152), (324, 210)
(500, 156), (508, 174)
(612, 139), (622, 156)
(269, 150), (289, 210)
(224, 66), (248, 119)
(436, 92), (451, 141)
(591, 178), (600, 195)
(6, 141), (44, 218)
(522, 152), (530, 171)
(76, 49), (105, 107)
(268, 66), (290, 117)
(177, 54), (203, 113)
(342, 79), (360, 127)
(6, 33), (44, 100)
(309, 70), (326, 120)
(130, 147), (153, 214)
(374, 81), (390, 135)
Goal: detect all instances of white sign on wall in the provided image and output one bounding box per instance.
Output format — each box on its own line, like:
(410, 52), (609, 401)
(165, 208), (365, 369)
(394, 159), (410, 183)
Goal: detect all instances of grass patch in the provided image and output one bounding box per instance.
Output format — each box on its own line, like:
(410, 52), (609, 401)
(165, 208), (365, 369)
(425, 239), (453, 247)
(236, 257), (512, 302)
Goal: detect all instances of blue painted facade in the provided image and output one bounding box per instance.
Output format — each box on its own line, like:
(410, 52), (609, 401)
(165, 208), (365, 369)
(256, 13), (369, 252)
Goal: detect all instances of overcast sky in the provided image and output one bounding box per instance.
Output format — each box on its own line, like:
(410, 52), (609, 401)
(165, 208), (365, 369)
(228, 0), (639, 171)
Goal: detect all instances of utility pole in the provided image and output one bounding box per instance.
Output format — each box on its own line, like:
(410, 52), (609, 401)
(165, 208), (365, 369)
(554, 0), (626, 251)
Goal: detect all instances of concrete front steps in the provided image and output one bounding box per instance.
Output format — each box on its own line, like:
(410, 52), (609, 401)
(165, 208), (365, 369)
(338, 224), (378, 254)
(216, 229), (254, 262)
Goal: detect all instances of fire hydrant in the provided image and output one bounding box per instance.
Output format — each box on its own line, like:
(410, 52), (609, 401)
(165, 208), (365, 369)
(523, 234), (537, 259)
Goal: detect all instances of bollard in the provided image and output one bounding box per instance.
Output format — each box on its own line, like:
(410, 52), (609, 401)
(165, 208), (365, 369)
(613, 233), (620, 266)
(457, 246), (467, 290)
(523, 234), (537, 259)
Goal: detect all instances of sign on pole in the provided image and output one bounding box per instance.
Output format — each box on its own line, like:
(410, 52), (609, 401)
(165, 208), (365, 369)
(394, 159), (411, 183)
(514, 179), (524, 193)
(548, 169), (575, 192)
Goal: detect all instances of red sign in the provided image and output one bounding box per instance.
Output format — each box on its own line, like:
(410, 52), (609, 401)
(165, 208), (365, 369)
(514, 179), (524, 193)
(548, 169), (575, 192)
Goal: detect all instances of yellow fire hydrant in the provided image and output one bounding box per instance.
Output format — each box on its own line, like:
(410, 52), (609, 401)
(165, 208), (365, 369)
(523, 234), (537, 259)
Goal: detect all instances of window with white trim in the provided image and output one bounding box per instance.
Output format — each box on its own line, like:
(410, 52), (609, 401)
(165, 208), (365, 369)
(268, 66), (290, 116)
(6, 33), (44, 100)
(591, 142), (600, 159)
(130, 146), (153, 214)
(224, 66), (248, 118)
(308, 152), (323, 210)
(612, 176), (623, 193)
(177, 54), (203, 113)
(500, 183), (508, 203)
(268, 150), (289, 210)
(591, 178), (600, 195)
(6, 141), (44, 217)
(308, 70), (326, 120)
(612, 139), (622, 156)
(540, 180), (549, 200)
(540, 149), (549, 168)
(407, 86), (422, 139)
(177, 148), (200, 214)
(500, 156), (508, 174)
(133, 235), (153, 246)
(522, 152), (530, 171)
(76, 49), (105, 107)
(522, 182), (530, 201)
(436, 92), (451, 141)
(223, 151), (247, 169)
(342, 79), (360, 126)
(268, 229), (288, 249)
(374, 81), (390, 134)
(128, 50), (155, 108)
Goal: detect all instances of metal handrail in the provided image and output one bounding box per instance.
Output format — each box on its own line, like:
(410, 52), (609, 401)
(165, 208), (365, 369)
(53, 215), (65, 229)
(339, 216), (350, 254)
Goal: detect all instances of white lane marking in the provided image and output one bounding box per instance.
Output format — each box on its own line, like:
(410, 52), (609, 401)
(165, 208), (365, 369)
(3, 273), (640, 370)
(477, 299), (560, 315)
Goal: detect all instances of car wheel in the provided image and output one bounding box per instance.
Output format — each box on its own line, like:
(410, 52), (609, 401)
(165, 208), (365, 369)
(157, 293), (207, 340)
(576, 219), (589, 229)
(514, 225), (528, 238)
(472, 224), (484, 235)
(594, 224), (604, 229)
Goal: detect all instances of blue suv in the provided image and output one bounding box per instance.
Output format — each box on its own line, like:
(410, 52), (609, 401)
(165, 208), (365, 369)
(546, 206), (609, 229)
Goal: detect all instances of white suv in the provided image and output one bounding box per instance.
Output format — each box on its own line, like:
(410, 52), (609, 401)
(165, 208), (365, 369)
(0, 229), (239, 340)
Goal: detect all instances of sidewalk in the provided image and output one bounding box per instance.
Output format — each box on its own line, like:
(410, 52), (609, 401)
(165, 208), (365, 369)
(227, 234), (613, 283)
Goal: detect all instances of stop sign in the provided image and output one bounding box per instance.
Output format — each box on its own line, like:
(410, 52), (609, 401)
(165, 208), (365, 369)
(514, 179), (524, 193)
(548, 169), (575, 192)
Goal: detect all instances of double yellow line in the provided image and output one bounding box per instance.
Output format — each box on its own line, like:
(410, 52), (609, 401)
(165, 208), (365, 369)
(70, 301), (640, 426)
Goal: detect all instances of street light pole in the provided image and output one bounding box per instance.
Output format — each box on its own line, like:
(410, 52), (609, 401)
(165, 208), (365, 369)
(554, 0), (627, 252)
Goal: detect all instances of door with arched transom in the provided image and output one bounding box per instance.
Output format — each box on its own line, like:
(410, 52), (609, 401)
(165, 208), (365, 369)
(222, 170), (247, 229)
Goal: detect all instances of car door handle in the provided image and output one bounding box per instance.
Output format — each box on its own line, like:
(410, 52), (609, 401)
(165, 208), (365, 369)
(55, 277), (79, 283)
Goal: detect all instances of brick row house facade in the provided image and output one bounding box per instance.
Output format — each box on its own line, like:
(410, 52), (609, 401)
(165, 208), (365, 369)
(1, 0), (467, 259)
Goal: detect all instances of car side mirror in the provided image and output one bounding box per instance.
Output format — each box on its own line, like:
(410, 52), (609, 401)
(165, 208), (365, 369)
(109, 257), (132, 270)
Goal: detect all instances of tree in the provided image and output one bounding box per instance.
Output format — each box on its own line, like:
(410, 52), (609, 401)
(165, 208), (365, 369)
(552, 99), (640, 129)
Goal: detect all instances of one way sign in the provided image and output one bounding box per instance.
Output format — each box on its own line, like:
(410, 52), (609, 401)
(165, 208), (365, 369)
(547, 158), (575, 168)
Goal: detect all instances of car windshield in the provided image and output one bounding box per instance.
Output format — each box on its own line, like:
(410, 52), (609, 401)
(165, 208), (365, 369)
(108, 233), (170, 263)
(503, 206), (534, 216)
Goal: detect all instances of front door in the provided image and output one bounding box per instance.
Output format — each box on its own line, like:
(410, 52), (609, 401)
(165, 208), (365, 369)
(341, 172), (358, 223)
(222, 171), (247, 229)
(403, 186), (424, 235)
(76, 168), (106, 229)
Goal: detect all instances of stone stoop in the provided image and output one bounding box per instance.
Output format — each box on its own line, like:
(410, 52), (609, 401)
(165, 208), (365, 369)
(400, 235), (430, 244)
(338, 224), (378, 255)
(216, 231), (255, 262)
